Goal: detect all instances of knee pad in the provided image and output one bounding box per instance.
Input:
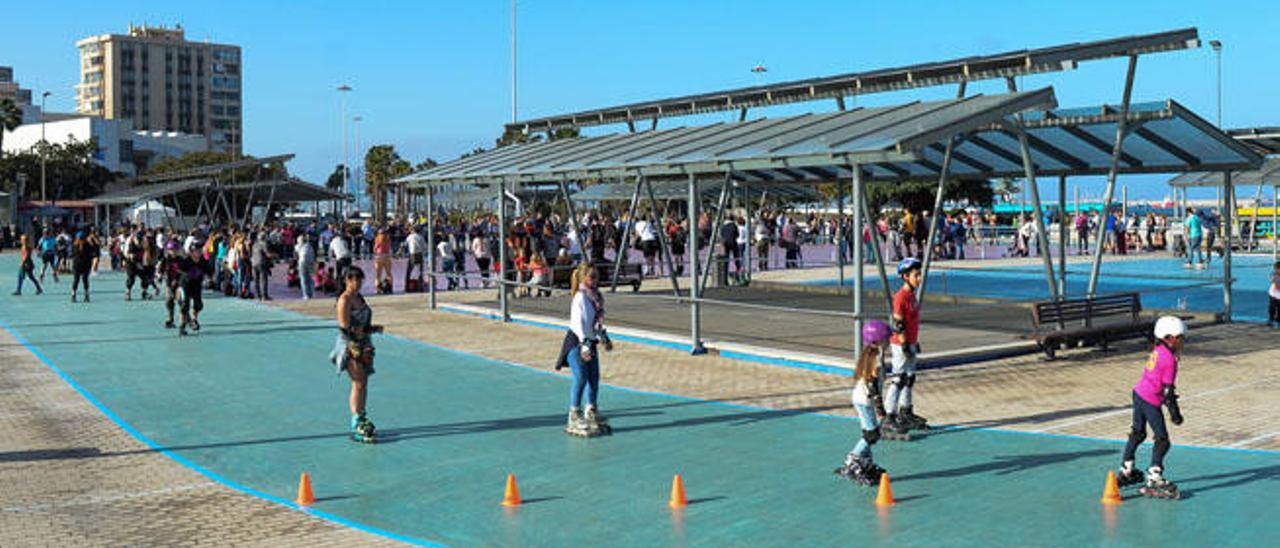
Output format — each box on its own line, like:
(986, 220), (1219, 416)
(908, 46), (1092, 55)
(1153, 435), (1170, 456)
(1128, 428), (1147, 446)
(887, 374), (906, 389)
(905, 374), (917, 388)
(863, 427), (881, 446)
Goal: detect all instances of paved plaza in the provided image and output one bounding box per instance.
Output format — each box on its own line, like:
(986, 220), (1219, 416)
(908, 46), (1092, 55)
(0, 255), (1276, 546)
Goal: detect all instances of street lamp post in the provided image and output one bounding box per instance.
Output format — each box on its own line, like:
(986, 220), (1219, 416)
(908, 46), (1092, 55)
(1210, 40), (1222, 128)
(337, 84), (352, 218)
(353, 115), (364, 214)
(40, 91), (50, 205)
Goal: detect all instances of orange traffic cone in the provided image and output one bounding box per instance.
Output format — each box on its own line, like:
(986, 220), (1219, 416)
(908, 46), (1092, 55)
(500, 474), (522, 507)
(875, 473), (896, 507)
(668, 474), (688, 509)
(296, 472), (315, 506)
(1100, 471), (1123, 505)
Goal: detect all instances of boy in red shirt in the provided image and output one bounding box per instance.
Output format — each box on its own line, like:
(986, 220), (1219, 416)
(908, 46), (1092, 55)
(883, 258), (925, 439)
(1116, 316), (1186, 499)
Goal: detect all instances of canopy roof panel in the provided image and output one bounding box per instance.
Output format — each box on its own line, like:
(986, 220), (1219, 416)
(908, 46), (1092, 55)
(401, 91), (1261, 189)
(87, 178), (214, 205)
(1226, 127), (1280, 156)
(221, 179), (346, 203)
(135, 154), (296, 184)
(1168, 157), (1280, 188)
(400, 89), (1058, 186)
(571, 180), (820, 202)
(508, 28), (1198, 132)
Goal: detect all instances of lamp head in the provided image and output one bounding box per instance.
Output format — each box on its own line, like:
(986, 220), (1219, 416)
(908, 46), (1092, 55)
(1209, 40), (1222, 51)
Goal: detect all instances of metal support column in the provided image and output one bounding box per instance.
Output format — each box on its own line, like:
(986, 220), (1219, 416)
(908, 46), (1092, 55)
(1273, 184), (1278, 262)
(852, 165), (865, 359)
(1223, 172), (1233, 321)
(1059, 175), (1068, 296)
(859, 169), (893, 318)
(1248, 183), (1263, 251)
(687, 173), (705, 355)
(836, 179), (846, 287)
(743, 181), (752, 283)
(611, 177), (643, 292)
(643, 176), (682, 295)
(558, 179), (580, 236)
(917, 81), (967, 308)
(497, 180), (509, 322)
(1007, 76), (1060, 300)
(698, 173), (731, 293)
(427, 186), (436, 309)
(1087, 54), (1138, 297)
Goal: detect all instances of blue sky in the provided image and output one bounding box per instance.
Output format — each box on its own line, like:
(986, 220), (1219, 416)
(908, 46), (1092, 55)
(3, 0), (1277, 201)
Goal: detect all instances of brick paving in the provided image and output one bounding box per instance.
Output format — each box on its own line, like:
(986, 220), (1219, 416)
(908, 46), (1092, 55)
(0, 328), (406, 548)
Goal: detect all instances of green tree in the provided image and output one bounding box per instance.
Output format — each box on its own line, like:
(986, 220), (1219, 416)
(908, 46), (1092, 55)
(364, 145), (412, 221)
(0, 99), (21, 159)
(0, 136), (119, 200)
(325, 164), (347, 192)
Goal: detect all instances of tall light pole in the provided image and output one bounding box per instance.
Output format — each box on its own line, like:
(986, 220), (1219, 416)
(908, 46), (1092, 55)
(1210, 40), (1222, 128)
(510, 0), (517, 123)
(337, 84), (352, 217)
(40, 91), (50, 204)
(352, 115), (363, 211)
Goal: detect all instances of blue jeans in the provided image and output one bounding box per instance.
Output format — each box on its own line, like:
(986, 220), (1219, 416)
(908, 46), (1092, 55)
(1186, 236), (1203, 265)
(1122, 391), (1169, 469)
(567, 342), (600, 408)
(300, 263), (315, 299)
(851, 403), (880, 459)
(15, 264), (41, 294)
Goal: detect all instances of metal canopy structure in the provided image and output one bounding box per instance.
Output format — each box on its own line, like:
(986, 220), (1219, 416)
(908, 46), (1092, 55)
(132, 154), (296, 183)
(221, 178), (346, 203)
(570, 180), (820, 202)
(1169, 157), (1280, 187)
(1226, 127), (1280, 156)
(399, 91), (1260, 188)
(87, 178), (216, 205)
(506, 28), (1198, 133)
(401, 89), (1060, 186)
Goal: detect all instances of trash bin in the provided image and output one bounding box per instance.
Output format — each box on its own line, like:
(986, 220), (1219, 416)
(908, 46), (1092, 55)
(715, 255), (728, 287)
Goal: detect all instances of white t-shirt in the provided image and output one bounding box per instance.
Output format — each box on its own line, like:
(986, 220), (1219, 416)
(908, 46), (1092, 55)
(635, 220), (656, 242)
(405, 232), (427, 255)
(329, 236), (351, 260)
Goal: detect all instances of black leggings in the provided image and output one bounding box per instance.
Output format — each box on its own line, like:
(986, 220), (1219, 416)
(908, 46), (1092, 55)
(1122, 391), (1170, 469)
(1270, 296), (1280, 324)
(180, 284), (203, 323)
(72, 269), (90, 294)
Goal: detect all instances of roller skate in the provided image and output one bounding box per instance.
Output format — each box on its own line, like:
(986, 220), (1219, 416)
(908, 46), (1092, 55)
(191, 318), (201, 332)
(1116, 461), (1144, 487)
(900, 405), (930, 431)
(834, 456), (884, 487)
(164, 319), (176, 329)
(565, 408), (594, 437)
(1139, 467), (1179, 500)
(351, 414), (377, 444)
(881, 414), (913, 441)
(585, 406), (612, 436)
(178, 322), (188, 337)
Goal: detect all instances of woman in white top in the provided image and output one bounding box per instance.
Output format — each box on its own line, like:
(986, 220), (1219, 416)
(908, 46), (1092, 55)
(562, 263), (612, 436)
(471, 232), (491, 288)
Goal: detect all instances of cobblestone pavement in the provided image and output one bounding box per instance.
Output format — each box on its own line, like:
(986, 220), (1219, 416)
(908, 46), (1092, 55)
(283, 293), (1280, 452)
(0, 328), (406, 548)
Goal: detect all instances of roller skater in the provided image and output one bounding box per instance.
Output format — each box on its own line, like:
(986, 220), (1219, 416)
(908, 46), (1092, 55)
(1116, 316), (1186, 500)
(882, 258), (927, 438)
(558, 263), (612, 437)
(834, 320), (892, 486)
(159, 240), (182, 329)
(176, 247), (209, 337)
(330, 267), (384, 443)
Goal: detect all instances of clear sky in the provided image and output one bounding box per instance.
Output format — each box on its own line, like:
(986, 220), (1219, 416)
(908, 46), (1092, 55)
(3, 0), (1277, 202)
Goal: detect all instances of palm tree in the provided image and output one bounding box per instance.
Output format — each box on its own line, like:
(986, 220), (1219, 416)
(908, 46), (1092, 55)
(0, 99), (23, 158)
(993, 178), (1021, 203)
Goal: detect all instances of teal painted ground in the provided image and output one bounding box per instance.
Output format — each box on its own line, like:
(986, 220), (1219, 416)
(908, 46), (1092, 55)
(0, 256), (1276, 547)
(812, 256), (1279, 323)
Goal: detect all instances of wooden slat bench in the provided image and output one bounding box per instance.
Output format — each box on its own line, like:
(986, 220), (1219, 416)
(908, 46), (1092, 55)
(1023, 292), (1157, 359)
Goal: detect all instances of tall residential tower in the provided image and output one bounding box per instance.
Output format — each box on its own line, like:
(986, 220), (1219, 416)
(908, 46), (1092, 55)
(75, 24), (241, 154)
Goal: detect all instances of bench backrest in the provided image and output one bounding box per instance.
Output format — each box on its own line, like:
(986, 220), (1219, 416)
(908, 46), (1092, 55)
(1032, 292), (1142, 329)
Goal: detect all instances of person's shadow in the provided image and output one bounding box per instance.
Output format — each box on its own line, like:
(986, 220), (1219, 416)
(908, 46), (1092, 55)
(892, 449), (1112, 483)
(1178, 464), (1280, 497)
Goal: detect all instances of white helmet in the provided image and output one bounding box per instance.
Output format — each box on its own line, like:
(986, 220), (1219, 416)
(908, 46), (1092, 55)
(1154, 316), (1186, 340)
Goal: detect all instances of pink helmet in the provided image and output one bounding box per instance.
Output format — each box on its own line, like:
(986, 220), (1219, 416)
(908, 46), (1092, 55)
(862, 319), (891, 346)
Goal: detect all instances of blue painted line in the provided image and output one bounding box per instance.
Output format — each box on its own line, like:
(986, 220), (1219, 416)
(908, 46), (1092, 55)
(0, 316), (444, 548)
